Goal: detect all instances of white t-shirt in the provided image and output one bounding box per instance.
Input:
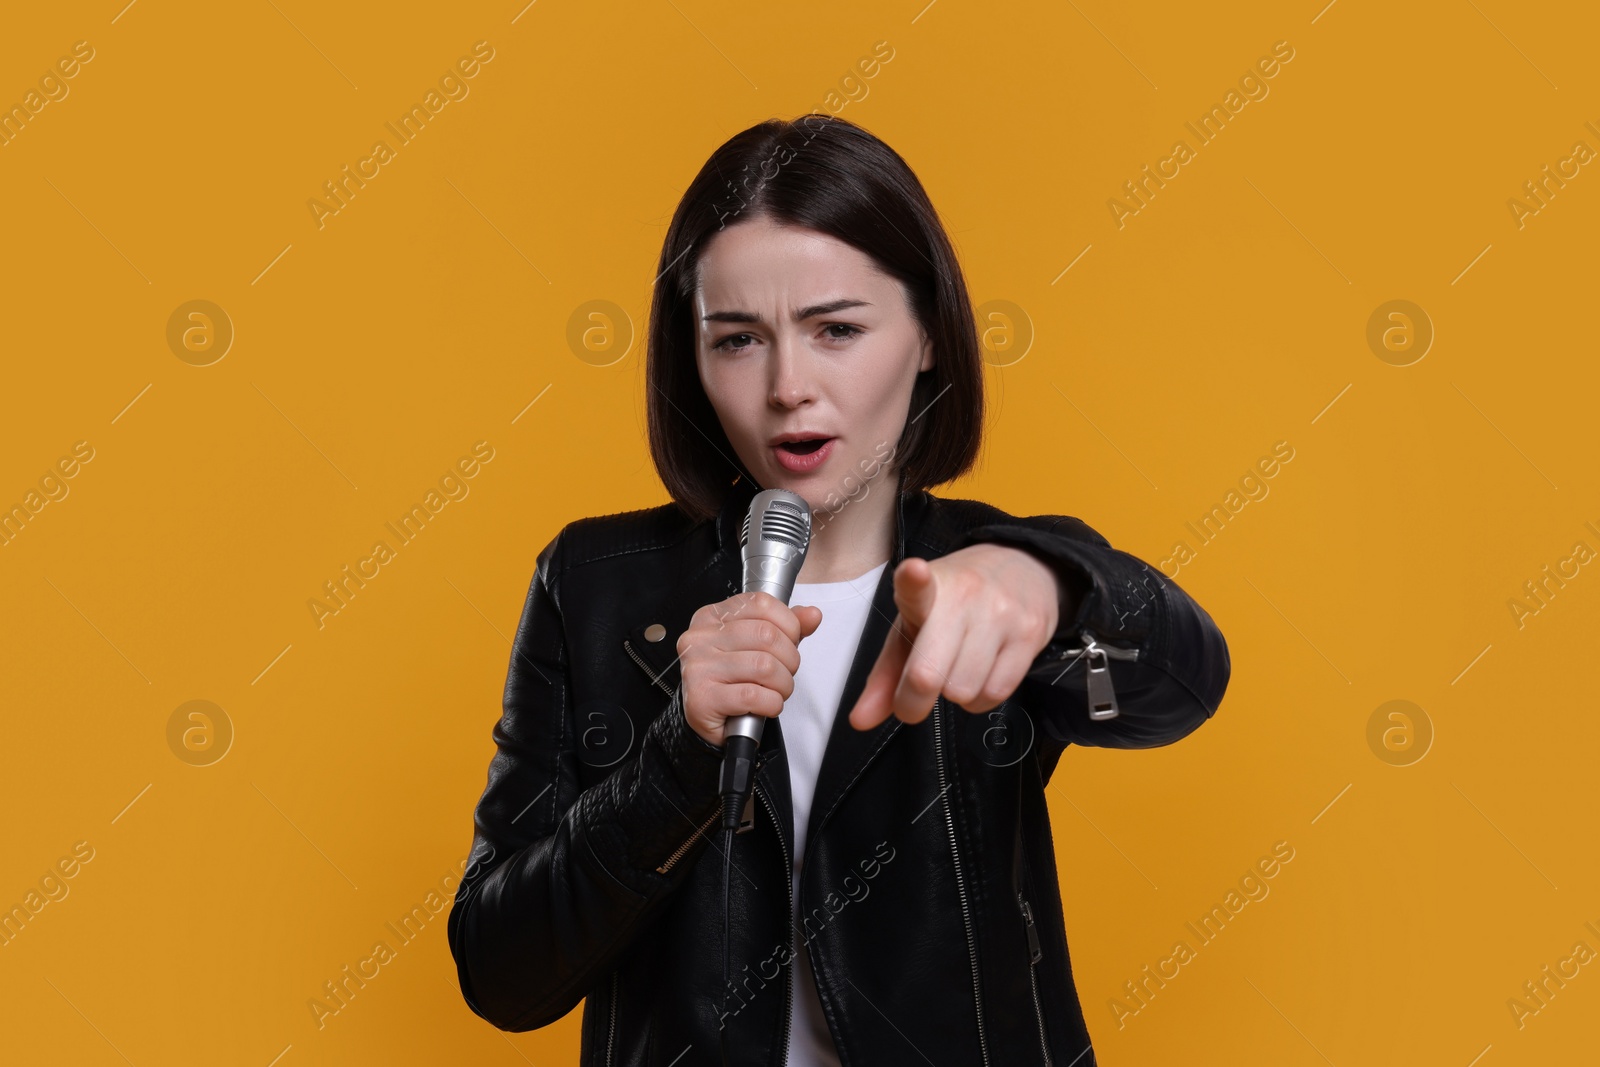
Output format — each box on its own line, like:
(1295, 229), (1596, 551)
(782, 560), (888, 1067)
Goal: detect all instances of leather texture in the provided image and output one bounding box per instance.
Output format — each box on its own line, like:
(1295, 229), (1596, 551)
(447, 474), (1231, 1066)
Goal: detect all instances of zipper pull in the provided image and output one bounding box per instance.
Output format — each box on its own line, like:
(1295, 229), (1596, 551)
(1082, 632), (1120, 721)
(738, 788), (756, 833)
(1019, 895), (1042, 964)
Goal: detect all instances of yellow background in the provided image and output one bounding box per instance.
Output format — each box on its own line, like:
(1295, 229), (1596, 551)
(2, 0), (1596, 1063)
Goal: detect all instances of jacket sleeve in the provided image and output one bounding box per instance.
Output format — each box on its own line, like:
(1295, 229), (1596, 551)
(446, 527), (728, 1032)
(954, 514), (1230, 749)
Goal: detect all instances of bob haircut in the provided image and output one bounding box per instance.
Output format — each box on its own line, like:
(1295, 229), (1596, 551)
(646, 114), (984, 523)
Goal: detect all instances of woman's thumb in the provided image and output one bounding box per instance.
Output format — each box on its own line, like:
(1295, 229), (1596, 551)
(796, 604), (824, 637)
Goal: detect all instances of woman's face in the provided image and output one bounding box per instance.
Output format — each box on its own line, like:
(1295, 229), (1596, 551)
(693, 214), (933, 509)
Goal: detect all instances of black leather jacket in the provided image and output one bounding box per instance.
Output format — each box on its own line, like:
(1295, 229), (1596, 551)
(447, 475), (1230, 1065)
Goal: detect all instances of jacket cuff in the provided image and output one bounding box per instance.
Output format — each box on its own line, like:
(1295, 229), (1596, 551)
(956, 518), (1229, 749)
(655, 683), (727, 795)
(954, 520), (1161, 648)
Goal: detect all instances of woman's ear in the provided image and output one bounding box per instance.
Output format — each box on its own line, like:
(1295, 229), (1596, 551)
(918, 333), (934, 372)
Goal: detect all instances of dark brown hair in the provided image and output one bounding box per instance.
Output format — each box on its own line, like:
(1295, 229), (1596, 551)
(646, 114), (984, 523)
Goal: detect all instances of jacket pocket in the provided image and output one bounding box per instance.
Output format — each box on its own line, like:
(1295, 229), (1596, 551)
(1015, 819), (1053, 1066)
(1017, 888), (1053, 1067)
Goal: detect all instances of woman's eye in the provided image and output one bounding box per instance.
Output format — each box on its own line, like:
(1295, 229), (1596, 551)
(712, 333), (756, 352)
(712, 326), (860, 351)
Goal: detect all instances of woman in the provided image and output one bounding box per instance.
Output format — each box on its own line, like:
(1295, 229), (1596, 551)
(448, 114), (1230, 1067)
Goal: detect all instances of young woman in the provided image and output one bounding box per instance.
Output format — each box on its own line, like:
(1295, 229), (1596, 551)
(448, 114), (1230, 1067)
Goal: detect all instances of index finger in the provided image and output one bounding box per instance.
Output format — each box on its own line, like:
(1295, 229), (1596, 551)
(716, 589), (802, 645)
(890, 609), (962, 724)
(848, 614), (912, 731)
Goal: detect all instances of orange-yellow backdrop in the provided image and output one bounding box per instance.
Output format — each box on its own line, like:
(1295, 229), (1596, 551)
(2, 1), (1596, 1064)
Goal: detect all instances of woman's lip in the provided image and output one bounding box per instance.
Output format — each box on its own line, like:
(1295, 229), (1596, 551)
(772, 437), (835, 473)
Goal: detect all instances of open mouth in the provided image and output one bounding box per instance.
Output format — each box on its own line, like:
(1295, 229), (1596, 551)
(772, 435), (836, 472)
(778, 437), (832, 455)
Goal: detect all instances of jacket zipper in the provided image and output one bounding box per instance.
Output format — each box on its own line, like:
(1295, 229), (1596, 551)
(759, 782), (794, 1065)
(605, 970), (618, 1067)
(933, 696), (992, 1067)
(1051, 629), (1137, 721)
(623, 637), (675, 697)
(656, 808), (719, 875)
(1018, 894), (1052, 1066)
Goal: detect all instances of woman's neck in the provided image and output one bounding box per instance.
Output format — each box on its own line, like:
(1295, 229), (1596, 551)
(794, 475), (898, 584)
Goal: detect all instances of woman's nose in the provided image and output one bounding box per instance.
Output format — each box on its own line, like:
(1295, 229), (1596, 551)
(767, 340), (817, 409)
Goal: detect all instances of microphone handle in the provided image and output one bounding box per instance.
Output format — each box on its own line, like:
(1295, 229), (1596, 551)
(717, 573), (795, 827)
(723, 570), (795, 746)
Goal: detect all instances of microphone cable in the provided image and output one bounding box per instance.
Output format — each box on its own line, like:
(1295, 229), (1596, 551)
(719, 823), (734, 1067)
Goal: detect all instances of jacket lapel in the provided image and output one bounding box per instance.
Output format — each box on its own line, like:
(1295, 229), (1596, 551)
(799, 482), (931, 867)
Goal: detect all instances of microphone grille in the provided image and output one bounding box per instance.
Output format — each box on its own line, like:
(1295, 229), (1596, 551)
(739, 496), (810, 549)
(759, 498), (809, 548)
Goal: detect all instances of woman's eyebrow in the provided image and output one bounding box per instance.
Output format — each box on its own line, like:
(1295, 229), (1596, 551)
(701, 298), (872, 324)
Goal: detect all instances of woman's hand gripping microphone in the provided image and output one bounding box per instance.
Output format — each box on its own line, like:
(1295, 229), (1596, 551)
(678, 591), (823, 748)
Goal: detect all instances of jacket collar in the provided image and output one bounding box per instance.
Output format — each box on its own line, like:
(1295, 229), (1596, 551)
(625, 471), (934, 866)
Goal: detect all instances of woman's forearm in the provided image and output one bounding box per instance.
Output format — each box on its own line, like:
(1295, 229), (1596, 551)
(446, 536), (727, 1031)
(956, 514), (1231, 749)
(448, 697), (724, 1030)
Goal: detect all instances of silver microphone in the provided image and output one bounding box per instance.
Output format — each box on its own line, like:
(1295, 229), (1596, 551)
(723, 489), (814, 745)
(717, 488), (812, 829)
